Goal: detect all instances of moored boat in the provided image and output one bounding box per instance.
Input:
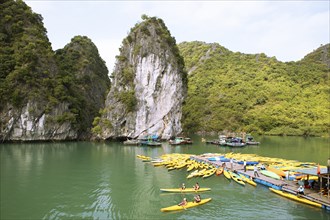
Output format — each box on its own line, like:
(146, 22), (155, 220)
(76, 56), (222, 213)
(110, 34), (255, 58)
(160, 198), (212, 212)
(169, 137), (193, 145)
(245, 134), (260, 145)
(225, 137), (247, 147)
(140, 140), (162, 146)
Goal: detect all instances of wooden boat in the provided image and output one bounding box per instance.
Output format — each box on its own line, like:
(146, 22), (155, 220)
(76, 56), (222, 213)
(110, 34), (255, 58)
(269, 188), (322, 208)
(228, 171), (245, 186)
(261, 170), (281, 180)
(160, 188), (211, 193)
(160, 198), (212, 212)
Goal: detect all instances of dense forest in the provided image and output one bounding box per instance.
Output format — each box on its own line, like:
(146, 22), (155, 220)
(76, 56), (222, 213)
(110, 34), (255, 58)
(0, 0), (110, 140)
(0, 0), (328, 140)
(179, 42), (329, 136)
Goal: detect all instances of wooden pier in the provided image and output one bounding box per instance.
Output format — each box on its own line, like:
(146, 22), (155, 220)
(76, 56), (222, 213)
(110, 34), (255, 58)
(190, 155), (330, 210)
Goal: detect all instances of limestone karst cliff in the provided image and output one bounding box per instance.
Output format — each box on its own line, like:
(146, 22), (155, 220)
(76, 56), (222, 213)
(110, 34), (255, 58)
(93, 15), (187, 140)
(0, 0), (110, 141)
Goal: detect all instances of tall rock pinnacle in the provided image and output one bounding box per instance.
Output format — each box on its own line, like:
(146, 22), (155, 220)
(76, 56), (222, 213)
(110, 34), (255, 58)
(94, 15), (187, 140)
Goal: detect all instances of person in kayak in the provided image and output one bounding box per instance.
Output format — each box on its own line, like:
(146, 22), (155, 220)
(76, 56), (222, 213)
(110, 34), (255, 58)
(178, 198), (187, 206)
(193, 182), (200, 190)
(181, 183), (186, 190)
(194, 195), (201, 203)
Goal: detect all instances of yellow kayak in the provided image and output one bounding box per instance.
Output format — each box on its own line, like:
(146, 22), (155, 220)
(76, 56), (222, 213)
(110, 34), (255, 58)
(203, 168), (216, 178)
(229, 171), (245, 186)
(223, 169), (231, 180)
(269, 188), (322, 208)
(161, 198), (212, 212)
(160, 188), (211, 193)
(267, 166), (286, 177)
(238, 174), (257, 186)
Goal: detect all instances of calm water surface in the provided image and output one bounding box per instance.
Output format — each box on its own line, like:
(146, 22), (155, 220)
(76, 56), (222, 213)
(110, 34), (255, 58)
(1, 135), (329, 219)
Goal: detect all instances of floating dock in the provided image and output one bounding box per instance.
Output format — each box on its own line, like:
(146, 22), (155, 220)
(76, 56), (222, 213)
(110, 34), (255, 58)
(190, 155), (330, 210)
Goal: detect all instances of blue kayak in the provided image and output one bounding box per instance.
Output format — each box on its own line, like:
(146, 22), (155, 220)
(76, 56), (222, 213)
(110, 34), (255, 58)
(237, 161), (259, 165)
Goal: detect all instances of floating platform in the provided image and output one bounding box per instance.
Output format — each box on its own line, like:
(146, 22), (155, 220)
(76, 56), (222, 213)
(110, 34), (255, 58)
(190, 155), (330, 210)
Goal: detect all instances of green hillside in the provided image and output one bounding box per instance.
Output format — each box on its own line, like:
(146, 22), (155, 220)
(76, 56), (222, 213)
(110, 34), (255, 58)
(179, 41), (329, 136)
(0, 0), (110, 140)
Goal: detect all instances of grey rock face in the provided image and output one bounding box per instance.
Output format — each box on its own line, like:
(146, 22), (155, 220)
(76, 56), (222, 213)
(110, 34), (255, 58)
(1, 102), (77, 141)
(97, 16), (187, 140)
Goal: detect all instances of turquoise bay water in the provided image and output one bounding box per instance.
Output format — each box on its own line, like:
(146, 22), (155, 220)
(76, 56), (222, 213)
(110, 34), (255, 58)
(1, 135), (329, 219)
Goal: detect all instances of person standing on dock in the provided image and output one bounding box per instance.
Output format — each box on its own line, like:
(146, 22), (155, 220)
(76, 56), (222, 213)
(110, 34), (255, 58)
(243, 160), (247, 172)
(253, 164), (259, 177)
(230, 158), (233, 171)
(327, 158), (330, 173)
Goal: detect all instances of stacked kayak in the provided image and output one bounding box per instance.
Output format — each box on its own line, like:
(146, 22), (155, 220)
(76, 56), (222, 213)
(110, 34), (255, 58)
(161, 198), (212, 212)
(223, 169), (231, 180)
(216, 167), (224, 176)
(160, 188), (211, 193)
(238, 174), (257, 187)
(269, 188), (322, 208)
(261, 170), (281, 180)
(228, 171), (245, 186)
(266, 166), (286, 177)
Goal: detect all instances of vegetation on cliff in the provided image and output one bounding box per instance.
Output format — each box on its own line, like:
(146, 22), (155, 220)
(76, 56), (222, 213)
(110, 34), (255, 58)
(92, 15), (187, 139)
(1, 1), (328, 139)
(0, 0), (110, 140)
(54, 36), (110, 135)
(0, 0), (56, 109)
(179, 41), (329, 136)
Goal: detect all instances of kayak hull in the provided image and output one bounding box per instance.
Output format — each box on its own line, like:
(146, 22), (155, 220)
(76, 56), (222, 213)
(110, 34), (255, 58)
(228, 171), (245, 186)
(160, 188), (211, 193)
(261, 170), (281, 180)
(269, 188), (322, 208)
(223, 169), (231, 180)
(161, 198), (212, 212)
